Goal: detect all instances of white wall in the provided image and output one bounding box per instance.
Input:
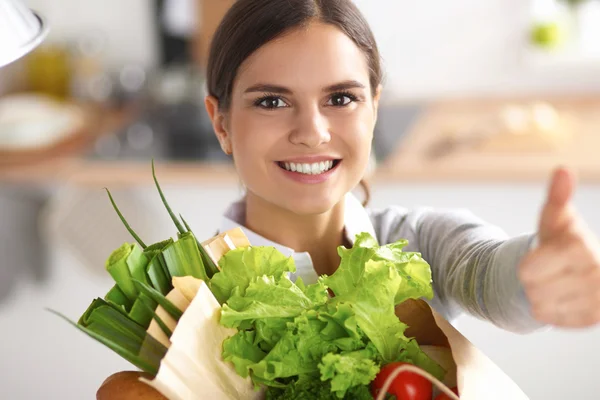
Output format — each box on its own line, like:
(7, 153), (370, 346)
(22, 0), (159, 70)
(352, 0), (600, 100)
(5, 0), (599, 100)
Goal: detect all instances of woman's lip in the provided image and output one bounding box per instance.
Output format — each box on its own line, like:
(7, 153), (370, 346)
(278, 156), (341, 163)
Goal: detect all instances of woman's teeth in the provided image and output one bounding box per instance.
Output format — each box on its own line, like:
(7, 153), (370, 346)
(283, 161), (335, 175)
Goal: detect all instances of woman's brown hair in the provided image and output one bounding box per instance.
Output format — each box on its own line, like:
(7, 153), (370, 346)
(206, 0), (381, 205)
(206, 0), (382, 111)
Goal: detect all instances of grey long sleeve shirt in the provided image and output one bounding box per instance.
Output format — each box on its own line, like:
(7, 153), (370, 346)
(220, 193), (546, 334)
(368, 205), (545, 333)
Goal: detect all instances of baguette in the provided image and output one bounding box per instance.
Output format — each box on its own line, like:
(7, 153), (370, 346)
(97, 371), (167, 400)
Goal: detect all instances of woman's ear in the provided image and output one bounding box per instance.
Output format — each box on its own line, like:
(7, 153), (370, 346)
(372, 84), (383, 123)
(205, 95), (232, 155)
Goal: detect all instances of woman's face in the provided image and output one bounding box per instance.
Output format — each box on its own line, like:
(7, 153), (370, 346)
(208, 22), (380, 215)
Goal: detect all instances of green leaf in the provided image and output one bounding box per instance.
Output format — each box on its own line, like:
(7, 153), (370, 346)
(152, 159), (186, 234)
(325, 259), (443, 380)
(78, 298), (146, 342)
(144, 238), (175, 291)
(132, 279), (183, 321)
(128, 293), (157, 328)
(105, 188), (147, 249)
(220, 275), (314, 329)
(264, 379), (373, 400)
(210, 246), (296, 304)
(105, 243), (150, 302)
(162, 232), (209, 281)
(318, 349), (380, 398)
(104, 284), (132, 312)
(48, 308), (167, 375)
(138, 295), (174, 338)
(180, 214), (219, 278)
(146, 254), (172, 295)
(327, 233), (433, 304)
(222, 330), (267, 378)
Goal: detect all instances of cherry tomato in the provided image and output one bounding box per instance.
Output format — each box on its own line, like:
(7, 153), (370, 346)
(371, 362), (433, 400)
(434, 386), (460, 400)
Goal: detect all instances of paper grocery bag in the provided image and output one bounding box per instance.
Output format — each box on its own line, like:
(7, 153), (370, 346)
(417, 302), (530, 400)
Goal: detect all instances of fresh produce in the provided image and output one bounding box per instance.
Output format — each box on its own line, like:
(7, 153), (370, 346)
(371, 362), (433, 400)
(50, 161), (457, 400)
(434, 386), (459, 400)
(213, 234), (445, 398)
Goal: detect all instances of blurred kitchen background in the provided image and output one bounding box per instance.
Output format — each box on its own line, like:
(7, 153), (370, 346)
(1, 0), (600, 398)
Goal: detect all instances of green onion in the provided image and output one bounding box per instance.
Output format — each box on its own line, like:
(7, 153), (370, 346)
(180, 214), (219, 278)
(133, 279), (183, 321)
(139, 297), (174, 338)
(152, 159), (186, 235)
(49, 303), (167, 375)
(104, 284), (132, 312)
(145, 254), (172, 295)
(105, 243), (150, 302)
(128, 293), (157, 328)
(144, 239), (175, 295)
(104, 188), (147, 249)
(162, 232), (209, 281)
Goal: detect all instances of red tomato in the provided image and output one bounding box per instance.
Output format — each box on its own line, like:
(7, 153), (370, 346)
(371, 362), (433, 400)
(434, 386), (460, 400)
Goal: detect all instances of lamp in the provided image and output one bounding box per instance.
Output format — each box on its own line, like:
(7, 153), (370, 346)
(0, 0), (48, 68)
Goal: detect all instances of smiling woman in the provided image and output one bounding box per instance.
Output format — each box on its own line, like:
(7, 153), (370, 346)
(96, 0), (600, 399)
(205, 14), (381, 220)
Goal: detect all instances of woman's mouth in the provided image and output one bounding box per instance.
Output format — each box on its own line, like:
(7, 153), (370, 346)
(277, 160), (341, 175)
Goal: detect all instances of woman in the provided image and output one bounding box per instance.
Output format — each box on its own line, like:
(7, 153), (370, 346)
(97, 0), (600, 398)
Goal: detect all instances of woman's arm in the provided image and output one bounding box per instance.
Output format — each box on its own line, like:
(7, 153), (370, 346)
(370, 206), (546, 333)
(96, 371), (167, 400)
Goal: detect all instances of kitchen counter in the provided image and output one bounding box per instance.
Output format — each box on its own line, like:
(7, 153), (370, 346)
(2, 95), (600, 186)
(379, 95), (600, 183)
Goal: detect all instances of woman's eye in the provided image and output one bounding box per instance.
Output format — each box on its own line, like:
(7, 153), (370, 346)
(328, 94), (354, 107)
(257, 97), (286, 109)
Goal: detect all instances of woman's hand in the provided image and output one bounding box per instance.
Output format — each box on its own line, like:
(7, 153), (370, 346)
(519, 167), (600, 328)
(96, 371), (167, 400)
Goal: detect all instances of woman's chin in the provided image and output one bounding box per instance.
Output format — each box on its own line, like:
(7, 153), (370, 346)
(279, 192), (343, 216)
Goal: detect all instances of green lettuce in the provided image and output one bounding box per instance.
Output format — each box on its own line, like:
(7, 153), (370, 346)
(210, 246), (296, 304)
(265, 379), (373, 400)
(217, 233), (445, 398)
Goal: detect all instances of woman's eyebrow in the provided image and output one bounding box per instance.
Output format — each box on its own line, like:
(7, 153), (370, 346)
(244, 84), (291, 94)
(244, 80), (366, 94)
(323, 80), (366, 92)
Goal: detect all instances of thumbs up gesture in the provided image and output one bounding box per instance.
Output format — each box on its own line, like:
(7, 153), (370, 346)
(518, 167), (600, 328)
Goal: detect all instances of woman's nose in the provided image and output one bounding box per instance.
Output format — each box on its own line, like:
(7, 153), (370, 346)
(288, 106), (331, 148)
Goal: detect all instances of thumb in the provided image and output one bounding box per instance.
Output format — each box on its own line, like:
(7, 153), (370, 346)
(539, 166), (576, 242)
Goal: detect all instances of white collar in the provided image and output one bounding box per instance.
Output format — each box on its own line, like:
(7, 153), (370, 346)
(219, 192), (378, 256)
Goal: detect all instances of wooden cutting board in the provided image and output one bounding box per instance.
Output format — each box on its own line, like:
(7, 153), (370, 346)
(380, 96), (600, 183)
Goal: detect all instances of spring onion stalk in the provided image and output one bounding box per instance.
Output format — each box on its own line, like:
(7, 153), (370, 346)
(133, 279), (183, 321)
(52, 162), (228, 378)
(162, 232), (209, 281)
(143, 239), (175, 295)
(151, 159), (217, 279)
(104, 188), (147, 249)
(128, 293), (157, 327)
(105, 243), (150, 302)
(139, 297), (174, 338)
(104, 284), (132, 313)
(152, 159), (186, 235)
(181, 214), (219, 278)
(49, 300), (167, 375)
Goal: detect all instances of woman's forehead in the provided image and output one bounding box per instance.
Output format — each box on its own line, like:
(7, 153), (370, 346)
(235, 22), (370, 92)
